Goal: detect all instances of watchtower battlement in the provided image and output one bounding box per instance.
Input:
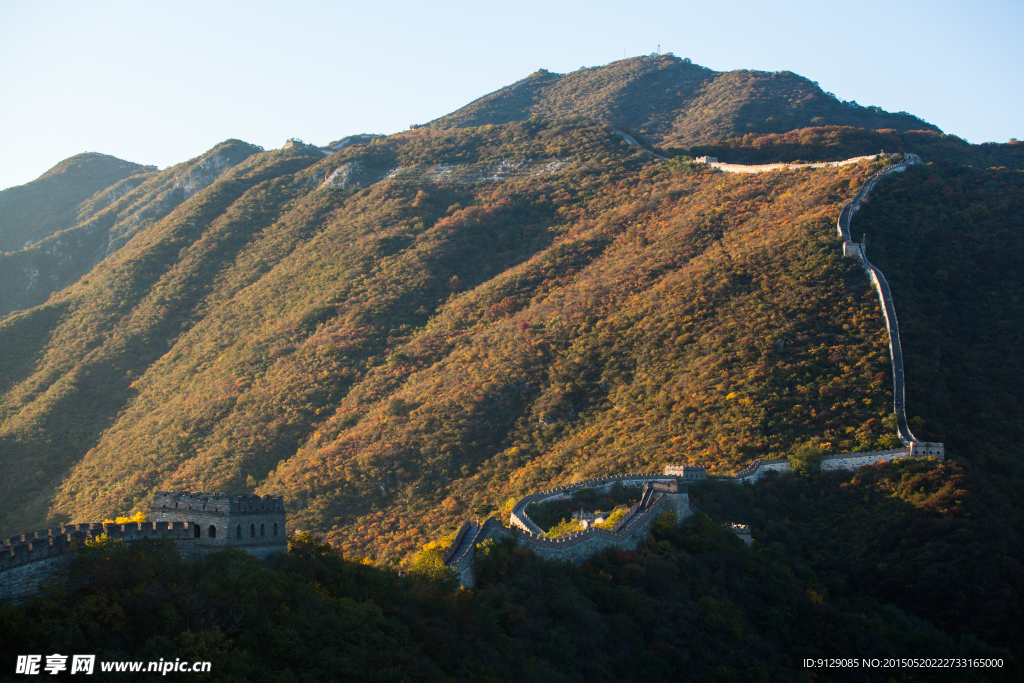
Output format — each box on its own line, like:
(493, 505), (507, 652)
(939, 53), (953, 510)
(1, 492), (289, 603)
(663, 465), (707, 481)
(150, 492), (285, 517)
(148, 491), (287, 560)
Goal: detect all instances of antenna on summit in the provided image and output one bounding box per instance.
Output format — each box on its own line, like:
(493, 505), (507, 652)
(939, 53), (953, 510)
(657, 44), (660, 54)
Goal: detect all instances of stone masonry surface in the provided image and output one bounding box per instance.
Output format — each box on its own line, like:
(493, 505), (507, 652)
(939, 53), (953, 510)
(0, 492), (286, 603)
(447, 473), (693, 587)
(149, 491), (287, 559)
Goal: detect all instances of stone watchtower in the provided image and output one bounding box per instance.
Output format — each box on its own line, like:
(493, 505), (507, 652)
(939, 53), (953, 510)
(662, 465), (707, 482)
(149, 492), (287, 559)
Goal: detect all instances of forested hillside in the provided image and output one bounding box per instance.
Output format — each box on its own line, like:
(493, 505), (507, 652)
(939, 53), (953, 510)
(2, 55), (1023, 667)
(685, 155), (1024, 651)
(431, 55), (937, 147)
(855, 164), (1024, 467)
(0, 141), (262, 316)
(0, 120), (902, 559)
(8, 526), (1005, 682)
(0, 153), (155, 253)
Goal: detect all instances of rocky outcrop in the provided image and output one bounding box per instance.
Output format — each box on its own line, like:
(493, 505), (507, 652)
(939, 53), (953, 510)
(319, 157), (571, 191)
(0, 142), (262, 317)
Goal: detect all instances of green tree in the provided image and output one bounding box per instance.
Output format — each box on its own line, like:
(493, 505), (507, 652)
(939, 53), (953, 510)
(789, 441), (824, 473)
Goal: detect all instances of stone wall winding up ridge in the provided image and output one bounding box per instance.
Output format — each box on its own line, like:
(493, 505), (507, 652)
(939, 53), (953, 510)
(0, 522), (196, 603)
(833, 153), (934, 447)
(444, 440), (947, 586)
(442, 473), (694, 588)
(714, 444), (944, 484)
(704, 151), (939, 452)
(442, 153), (946, 587)
(508, 473), (685, 535)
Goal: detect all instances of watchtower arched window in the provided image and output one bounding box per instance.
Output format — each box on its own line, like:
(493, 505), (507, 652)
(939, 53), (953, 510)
(260, 523), (265, 537)
(193, 524), (201, 538)
(236, 525), (242, 539)
(250, 524), (255, 538)
(273, 523), (278, 536)
(208, 525), (216, 538)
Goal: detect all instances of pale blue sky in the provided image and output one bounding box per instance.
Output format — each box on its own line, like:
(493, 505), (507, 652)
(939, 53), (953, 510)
(1, 0), (1021, 190)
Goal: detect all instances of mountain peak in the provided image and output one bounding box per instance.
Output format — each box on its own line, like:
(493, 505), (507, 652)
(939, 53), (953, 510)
(0, 152), (156, 254)
(36, 152), (156, 182)
(430, 55), (938, 147)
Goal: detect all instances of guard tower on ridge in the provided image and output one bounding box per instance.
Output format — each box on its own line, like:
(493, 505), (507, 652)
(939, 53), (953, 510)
(149, 492), (287, 559)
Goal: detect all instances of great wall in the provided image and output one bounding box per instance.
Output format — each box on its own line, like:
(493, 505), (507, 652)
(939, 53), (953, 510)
(0, 493), (286, 603)
(440, 151), (945, 587)
(443, 474), (693, 588)
(694, 154), (881, 174)
(0, 152), (945, 599)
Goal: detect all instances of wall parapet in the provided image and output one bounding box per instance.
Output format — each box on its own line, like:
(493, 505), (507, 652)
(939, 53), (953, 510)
(447, 441), (946, 586)
(449, 474), (692, 587)
(509, 472), (689, 537)
(689, 442), (945, 485)
(442, 521), (472, 564)
(835, 152), (932, 448)
(151, 492), (285, 516)
(704, 154), (883, 175)
(1, 492), (287, 603)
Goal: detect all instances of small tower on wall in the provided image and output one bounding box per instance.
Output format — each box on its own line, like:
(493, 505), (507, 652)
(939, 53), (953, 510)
(663, 464), (707, 482)
(149, 492), (287, 559)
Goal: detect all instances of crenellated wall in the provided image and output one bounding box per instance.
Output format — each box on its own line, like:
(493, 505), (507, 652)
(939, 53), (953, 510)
(149, 492), (287, 559)
(0, 493), (288, 602)
(442, 521), (473, 565)
(449, 477), (693, 587)
(501, 492), (681, 564)
(728, 457), (794, 484)
(509, 473), (690, 536)
(662, 465), (708, 481)
(0, 521), (198, 602)
(719, 444), (945, 484)
(448, 443), (944, 587)
(696, 151), (934, 453)
(452, 495), (685, 588)
(834, 152), (935, 450)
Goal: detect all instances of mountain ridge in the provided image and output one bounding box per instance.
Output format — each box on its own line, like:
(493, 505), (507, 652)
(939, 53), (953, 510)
(429, 55), (939, 148)
(0, 59), (1022, 652)
(0, 153), (156, 254)
(0, 141), (263, 317)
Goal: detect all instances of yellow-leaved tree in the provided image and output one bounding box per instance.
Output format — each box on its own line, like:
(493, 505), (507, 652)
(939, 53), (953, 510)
(102, 511), (147, 525)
